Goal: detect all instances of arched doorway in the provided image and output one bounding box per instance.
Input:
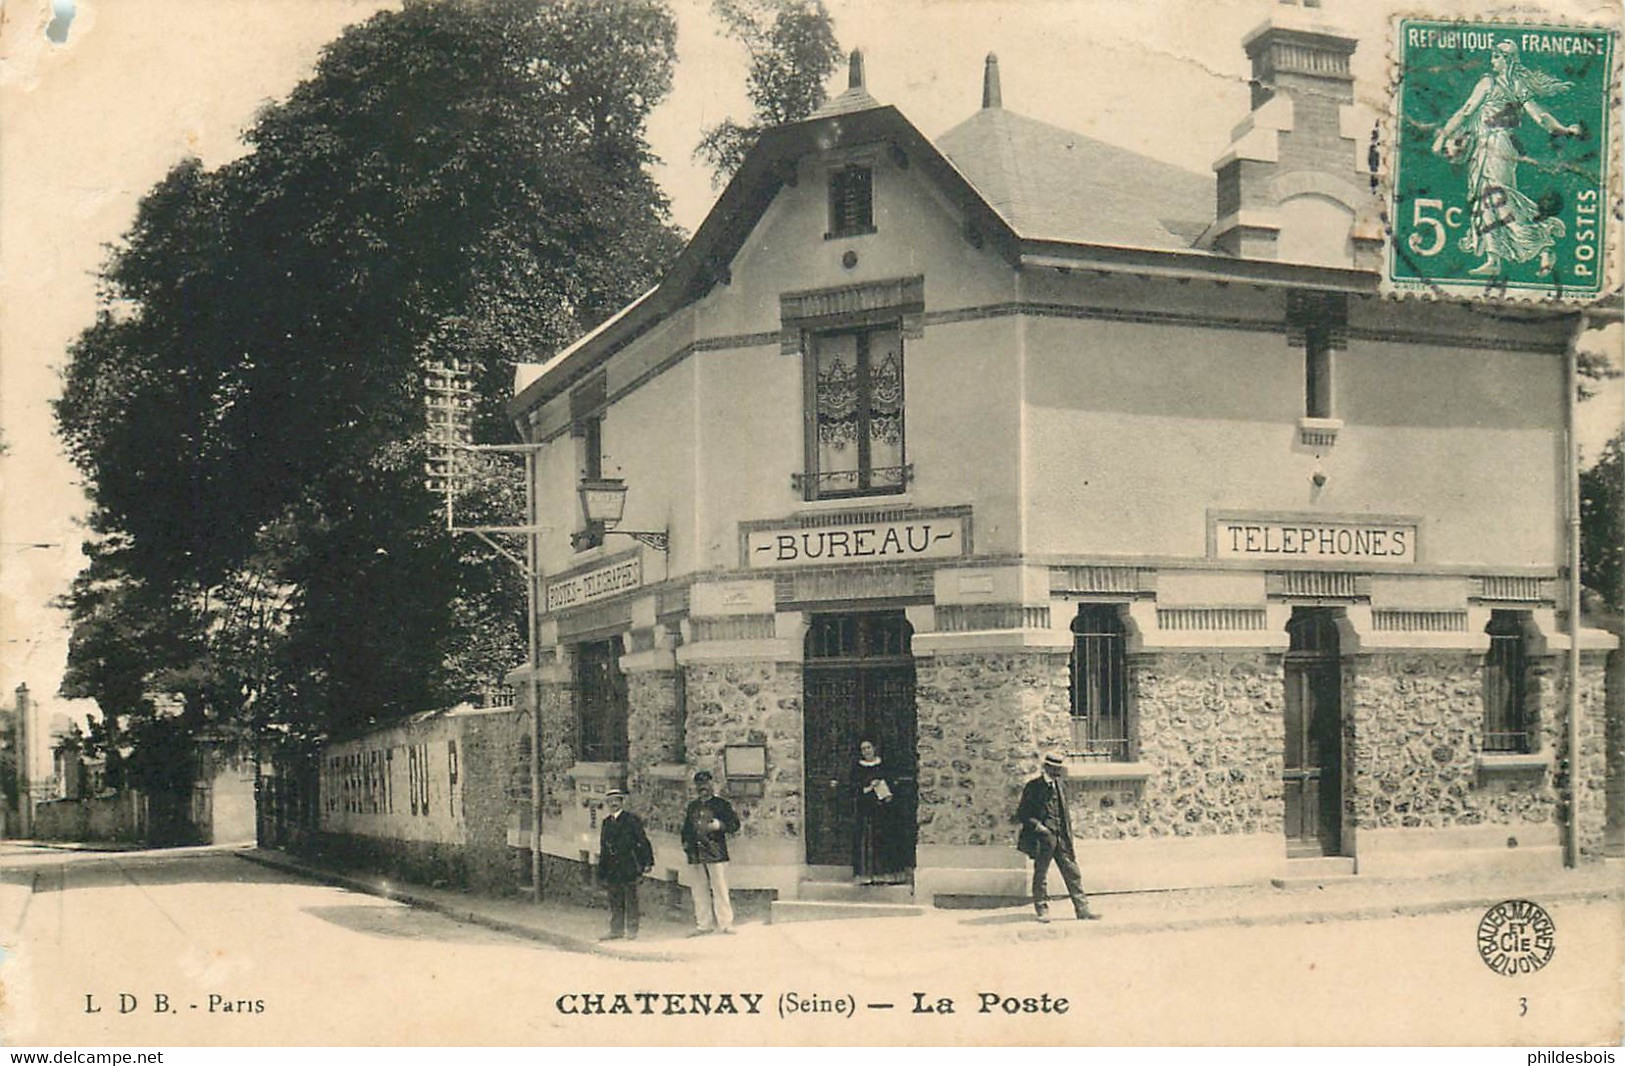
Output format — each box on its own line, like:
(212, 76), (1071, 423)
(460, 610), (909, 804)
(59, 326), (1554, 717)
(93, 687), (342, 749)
(802, 610), (917, 869)
(1284, 607), (1344, 856)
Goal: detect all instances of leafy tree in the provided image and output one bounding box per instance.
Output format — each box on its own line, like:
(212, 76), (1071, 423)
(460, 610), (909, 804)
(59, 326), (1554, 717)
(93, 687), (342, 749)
(56, 0), (683, 755)
(695, 0), (841, 184)
(1580, 432), (1622, 613)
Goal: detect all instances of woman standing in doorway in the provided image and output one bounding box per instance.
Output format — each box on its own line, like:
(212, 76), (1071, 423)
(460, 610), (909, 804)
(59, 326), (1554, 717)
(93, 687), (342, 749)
(850, 738), (910, 885)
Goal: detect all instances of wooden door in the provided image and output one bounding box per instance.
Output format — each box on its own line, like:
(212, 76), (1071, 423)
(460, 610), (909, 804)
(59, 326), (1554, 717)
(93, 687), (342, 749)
(803, 612), (917, 867)
(1283, 609), (1343, 856)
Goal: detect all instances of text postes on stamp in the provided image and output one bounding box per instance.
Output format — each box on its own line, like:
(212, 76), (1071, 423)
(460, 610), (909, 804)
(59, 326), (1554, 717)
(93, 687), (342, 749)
(1388, 19), (1616, 302)
(1476, 899), (1557, 976)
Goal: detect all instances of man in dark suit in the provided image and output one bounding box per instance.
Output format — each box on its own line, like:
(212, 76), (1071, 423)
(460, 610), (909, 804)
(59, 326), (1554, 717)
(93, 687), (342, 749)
(1014, 752), (1101, 923)
(680, 770), (741, 936)
(597, 787), (654, 940)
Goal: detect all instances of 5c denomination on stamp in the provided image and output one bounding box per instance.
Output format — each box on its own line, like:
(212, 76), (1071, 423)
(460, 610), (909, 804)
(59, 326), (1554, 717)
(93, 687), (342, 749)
(1477, 899), (1557, 976)
(1388, 19), (1616, 301)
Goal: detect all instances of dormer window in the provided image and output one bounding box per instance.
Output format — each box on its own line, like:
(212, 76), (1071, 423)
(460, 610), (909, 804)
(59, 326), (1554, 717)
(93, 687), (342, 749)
(827, 165), (874, 238)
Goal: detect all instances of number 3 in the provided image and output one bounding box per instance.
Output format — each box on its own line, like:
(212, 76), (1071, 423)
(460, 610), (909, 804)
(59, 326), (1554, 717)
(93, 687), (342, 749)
(1519, 997), (1529, 1017)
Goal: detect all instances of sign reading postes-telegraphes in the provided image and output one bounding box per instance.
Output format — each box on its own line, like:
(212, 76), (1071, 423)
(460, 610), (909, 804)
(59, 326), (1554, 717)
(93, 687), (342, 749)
(1212, 515), (1419, 564)
(1387, 19), (1616, 301)
(544, 555), (642, 612)
(744, 516), (967, 569)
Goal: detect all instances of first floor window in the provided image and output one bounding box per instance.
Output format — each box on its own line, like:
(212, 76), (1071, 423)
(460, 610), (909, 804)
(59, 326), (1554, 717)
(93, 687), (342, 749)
(576, 638), (630, 762)
(1069, 604), (1132, 762)
(807, 325), (905, 499)
(1483, 611), (1532, 753)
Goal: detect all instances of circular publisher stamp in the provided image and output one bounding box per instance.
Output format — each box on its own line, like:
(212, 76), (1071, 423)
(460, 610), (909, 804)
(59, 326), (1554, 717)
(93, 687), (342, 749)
(1477, 899), (1556, 976)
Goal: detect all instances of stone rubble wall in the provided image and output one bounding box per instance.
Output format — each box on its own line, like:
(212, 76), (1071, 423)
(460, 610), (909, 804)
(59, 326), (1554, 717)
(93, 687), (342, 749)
(625, 668), (687, 836)
(681, 661), (804, 841)
(1564, 655), (1610, 857)
(1079, 653), (1285, 840)
(457, 709), (530, 894)
(536, 680), (576, 824)
(913, 651), (1073, 848)
(1345, 652), (1558, 833)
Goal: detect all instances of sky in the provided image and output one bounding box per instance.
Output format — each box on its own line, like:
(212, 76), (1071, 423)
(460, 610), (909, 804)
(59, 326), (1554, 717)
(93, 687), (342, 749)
(1, 0), (1620, 776)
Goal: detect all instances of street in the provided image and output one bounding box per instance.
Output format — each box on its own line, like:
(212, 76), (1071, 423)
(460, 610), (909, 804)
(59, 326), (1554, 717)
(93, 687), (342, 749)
(2, 847), (1620, 1045)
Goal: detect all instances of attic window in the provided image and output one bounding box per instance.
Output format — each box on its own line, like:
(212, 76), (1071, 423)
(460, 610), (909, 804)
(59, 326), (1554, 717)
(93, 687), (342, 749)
(827, 165), (874, 239)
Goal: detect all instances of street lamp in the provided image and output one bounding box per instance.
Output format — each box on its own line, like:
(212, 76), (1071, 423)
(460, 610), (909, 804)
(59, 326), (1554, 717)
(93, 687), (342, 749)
(576, 478), (668, 552)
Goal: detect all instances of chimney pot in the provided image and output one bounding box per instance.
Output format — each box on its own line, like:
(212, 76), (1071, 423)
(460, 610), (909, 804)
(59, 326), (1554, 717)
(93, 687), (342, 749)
(848, 49), (865, 90)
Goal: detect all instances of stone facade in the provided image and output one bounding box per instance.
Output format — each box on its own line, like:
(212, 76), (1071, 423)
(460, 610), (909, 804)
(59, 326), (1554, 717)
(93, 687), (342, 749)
(1346, 652), (1558, 834)
(1562, 655), (1610, 857)
(457, 710), (530, 893)
(1093, 653), (1286, 840)
(625, 667), (686, 836)
(627, 670), (682, 768)
(681, 661), (804, 842)
(913, 650), (1072, 847)
(536, 677), (576, 824)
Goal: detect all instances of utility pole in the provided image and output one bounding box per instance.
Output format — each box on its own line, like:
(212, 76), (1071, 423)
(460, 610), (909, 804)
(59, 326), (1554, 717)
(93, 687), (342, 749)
(15, 683), (32, 838)
(439, 440), (548, 900)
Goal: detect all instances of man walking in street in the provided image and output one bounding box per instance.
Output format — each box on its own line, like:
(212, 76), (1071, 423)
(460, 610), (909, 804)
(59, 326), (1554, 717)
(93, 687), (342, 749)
(597, 787), (653, 941)
(680, 770), (741, 936)
(1014, 752), (1101, 923)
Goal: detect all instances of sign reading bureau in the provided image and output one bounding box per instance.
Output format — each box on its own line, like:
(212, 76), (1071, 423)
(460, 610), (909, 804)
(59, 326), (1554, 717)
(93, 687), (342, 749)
(1212, 515), (1418, 563)
(746, 516), (965, 569)
(545, 556), (642, 611)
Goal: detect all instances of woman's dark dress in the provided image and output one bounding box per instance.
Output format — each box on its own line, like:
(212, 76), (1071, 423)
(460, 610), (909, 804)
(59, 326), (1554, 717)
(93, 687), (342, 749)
(851, 757), (910, 882)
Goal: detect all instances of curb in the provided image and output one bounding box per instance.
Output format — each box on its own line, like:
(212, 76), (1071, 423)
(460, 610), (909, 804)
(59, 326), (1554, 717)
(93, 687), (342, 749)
(234, 849), (687, 962)
(236, 849), (1621, 956)
(954, 885), (1623, 946)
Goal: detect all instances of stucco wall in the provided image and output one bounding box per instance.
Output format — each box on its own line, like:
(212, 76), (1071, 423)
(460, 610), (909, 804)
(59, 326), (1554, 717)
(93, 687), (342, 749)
(322, 718), (460, 845)
(315, 707), (528, 892)
(1022, 308), (1562, 569)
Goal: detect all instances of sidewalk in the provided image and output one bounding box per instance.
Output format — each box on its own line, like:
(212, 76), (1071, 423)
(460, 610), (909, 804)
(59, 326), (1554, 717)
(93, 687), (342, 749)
(235, 847), (1624, 962)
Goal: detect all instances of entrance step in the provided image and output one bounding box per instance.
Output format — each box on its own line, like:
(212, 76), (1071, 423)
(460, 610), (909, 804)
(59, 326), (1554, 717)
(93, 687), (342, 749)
(795, 880), (914, 904)
(770, 899), (926, 924)
(1271, 856), (1356, 888)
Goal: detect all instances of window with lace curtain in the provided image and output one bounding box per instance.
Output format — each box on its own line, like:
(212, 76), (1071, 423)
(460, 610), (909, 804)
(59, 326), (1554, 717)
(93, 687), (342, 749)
(804, 325), (905, 499)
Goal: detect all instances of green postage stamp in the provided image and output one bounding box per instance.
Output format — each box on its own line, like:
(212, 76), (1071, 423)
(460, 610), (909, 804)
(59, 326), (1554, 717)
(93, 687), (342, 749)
(1388, 19), (1617, 301)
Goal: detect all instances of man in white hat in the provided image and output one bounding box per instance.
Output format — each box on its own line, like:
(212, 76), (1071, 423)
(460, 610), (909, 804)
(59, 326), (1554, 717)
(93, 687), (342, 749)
(597, 787), (654, 940)
(1013, 752), (1100, 922)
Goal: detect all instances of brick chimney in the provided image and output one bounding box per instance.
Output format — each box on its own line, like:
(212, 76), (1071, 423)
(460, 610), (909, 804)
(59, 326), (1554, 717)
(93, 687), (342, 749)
(1207, 1), (1382, 268)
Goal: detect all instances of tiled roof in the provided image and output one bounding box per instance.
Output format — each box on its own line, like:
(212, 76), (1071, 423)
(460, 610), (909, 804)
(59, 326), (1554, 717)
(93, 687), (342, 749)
(810, 83), (883, 118)
(937, 106), (1212, 252)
